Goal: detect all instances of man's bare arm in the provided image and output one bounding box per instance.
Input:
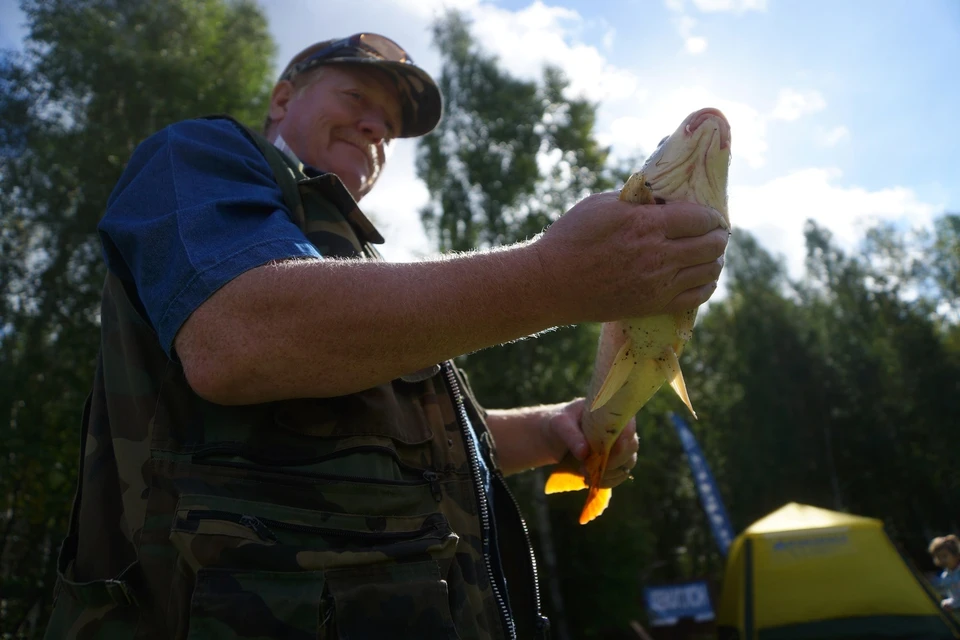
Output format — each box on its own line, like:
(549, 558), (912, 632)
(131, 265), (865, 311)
(177, 243), (555, 404)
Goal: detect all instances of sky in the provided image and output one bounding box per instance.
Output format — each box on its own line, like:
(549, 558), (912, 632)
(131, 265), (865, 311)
(2, 0), (958, 279)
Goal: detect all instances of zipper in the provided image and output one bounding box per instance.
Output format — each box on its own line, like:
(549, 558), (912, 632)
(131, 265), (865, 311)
(182, 510), (444, 543)
(444, 362), (517, 640)
(494, 470), (551, 638)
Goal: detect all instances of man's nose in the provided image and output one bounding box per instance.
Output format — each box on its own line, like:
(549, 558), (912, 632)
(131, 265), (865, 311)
(358, 110), (389, 144)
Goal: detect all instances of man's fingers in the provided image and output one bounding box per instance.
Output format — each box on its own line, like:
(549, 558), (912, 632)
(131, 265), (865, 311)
(550, 412), (589, 461)
(597, 452), (638, 488)
(664, 281), (720, 313)
(672, 257), (724, 292)
(607, 421), (638, 471)
(669, 228), (729, 267)
(661, 202), (727, 239)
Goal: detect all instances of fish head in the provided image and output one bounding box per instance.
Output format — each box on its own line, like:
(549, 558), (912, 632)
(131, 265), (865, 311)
(642, 107), (731, 227)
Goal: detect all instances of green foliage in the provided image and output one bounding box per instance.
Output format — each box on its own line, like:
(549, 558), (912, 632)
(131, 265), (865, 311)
(0, 0), (275, 634)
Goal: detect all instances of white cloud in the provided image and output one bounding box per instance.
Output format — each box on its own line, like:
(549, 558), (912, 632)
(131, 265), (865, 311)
(462, 1), (639, 102)
(692, 0), (768, 12)
(686, 36), (709, 53)
(678, 15), (697, 34)
(602, 26), (616, 52)
(730, 167), (942, 279)
(668, 4), (710, 55)
(771, 88), (827, 121)
(818, 125), (851, 147)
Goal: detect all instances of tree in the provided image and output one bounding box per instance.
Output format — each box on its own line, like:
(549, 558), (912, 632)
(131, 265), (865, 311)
(797, 220), (960, 555)
(0, 1), (275, 634)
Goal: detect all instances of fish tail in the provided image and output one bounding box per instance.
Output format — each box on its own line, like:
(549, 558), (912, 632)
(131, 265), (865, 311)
(578, 449), (613, 525)
(579, 486), (613, 525)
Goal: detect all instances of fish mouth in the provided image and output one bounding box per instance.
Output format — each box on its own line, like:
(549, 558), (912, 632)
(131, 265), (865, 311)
(685, 108), (731, 150)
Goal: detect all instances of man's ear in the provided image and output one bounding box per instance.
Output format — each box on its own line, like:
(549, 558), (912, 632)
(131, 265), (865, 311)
(269, 80), (295, 124)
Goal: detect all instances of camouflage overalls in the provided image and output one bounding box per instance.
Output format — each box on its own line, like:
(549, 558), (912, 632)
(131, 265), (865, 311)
(45, 116), (551, 639)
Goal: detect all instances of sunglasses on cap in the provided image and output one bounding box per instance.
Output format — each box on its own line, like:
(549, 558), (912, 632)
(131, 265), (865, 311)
(282, 33), (414, 82)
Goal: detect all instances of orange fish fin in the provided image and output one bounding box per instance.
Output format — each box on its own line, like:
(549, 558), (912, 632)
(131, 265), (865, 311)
(545, 454), (588, 494)
(579, 487), (613, 524)
(578, 449), (613, 524)
(590, 339), (635, 411)
(659, 346), (697, 419)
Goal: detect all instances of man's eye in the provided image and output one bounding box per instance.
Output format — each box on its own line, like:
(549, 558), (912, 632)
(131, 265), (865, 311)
(657, 136), (668, 147)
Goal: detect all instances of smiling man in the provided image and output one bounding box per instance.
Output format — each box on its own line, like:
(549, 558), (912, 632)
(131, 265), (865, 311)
(46, 33), (728, 639)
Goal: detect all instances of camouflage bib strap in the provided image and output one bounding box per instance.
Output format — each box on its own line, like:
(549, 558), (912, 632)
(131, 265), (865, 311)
(218, 116), (308, 229)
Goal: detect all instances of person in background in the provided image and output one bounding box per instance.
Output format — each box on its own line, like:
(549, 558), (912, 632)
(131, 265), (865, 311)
(929, 534), (960, 611)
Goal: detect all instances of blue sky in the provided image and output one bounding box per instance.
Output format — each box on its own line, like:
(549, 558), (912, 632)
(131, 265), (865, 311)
(2, 0), (958, 277)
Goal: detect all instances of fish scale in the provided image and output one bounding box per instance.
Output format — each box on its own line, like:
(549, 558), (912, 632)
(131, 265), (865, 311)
(545, 107), (732, 524)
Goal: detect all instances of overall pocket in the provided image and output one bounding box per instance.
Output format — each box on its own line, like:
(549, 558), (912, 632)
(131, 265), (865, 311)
(169, 494), (460, 639)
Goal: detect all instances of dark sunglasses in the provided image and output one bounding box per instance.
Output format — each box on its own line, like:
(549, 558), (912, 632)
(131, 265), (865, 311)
(283, 33), (413, 81)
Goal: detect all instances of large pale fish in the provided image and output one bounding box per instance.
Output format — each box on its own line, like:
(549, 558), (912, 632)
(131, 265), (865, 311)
(545, 107), (732, 524)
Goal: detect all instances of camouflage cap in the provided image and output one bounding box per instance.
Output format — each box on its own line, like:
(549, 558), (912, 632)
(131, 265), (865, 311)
(279, 34), (443, 139)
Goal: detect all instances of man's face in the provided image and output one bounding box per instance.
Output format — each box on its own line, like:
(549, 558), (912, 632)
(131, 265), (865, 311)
(936, 549), (960, 571)
(269, 65), (403, 200)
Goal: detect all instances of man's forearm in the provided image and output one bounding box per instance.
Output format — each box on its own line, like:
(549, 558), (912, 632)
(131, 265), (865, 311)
(486, 404), (568, 476)
(177, 242), (563, 404)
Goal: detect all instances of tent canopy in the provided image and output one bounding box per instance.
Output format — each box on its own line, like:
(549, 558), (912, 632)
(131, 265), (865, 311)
(717, 502), (960, 639)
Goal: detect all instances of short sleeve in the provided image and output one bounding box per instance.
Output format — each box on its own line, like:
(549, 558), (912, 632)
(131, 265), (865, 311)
(98, 118), (322, 358)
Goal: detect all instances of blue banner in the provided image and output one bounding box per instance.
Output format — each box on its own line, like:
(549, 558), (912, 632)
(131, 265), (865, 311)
(644, 580), (715, 626)
(669, 412), (736, 556)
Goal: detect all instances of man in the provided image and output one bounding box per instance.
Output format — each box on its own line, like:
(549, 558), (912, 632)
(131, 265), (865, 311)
(45, 33), (728, 639)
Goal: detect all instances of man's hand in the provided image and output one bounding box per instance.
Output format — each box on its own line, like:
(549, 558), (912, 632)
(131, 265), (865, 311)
(533, 191), (728, 324)
(485, 399), (638, 485)
(542, 398), (639, 488)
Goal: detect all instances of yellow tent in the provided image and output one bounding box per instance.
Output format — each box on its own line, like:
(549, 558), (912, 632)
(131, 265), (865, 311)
(717, 502), (960, 639)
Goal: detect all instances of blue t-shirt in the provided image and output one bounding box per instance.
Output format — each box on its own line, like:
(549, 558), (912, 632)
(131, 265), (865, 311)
(99, 117), (321, 357)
